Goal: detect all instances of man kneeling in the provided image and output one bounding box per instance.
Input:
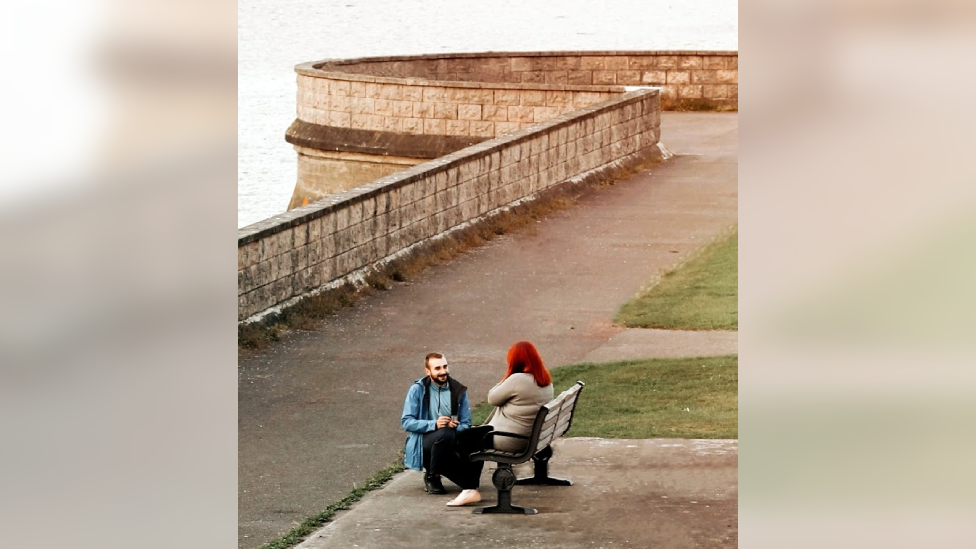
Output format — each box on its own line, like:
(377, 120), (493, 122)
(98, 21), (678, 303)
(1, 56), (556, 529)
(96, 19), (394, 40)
(400, 353), (486, 506)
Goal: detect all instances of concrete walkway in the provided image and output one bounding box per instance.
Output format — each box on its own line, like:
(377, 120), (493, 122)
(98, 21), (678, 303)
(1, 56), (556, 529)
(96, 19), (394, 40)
(298, 438), (738, 549)
(238, 112), (738, 549)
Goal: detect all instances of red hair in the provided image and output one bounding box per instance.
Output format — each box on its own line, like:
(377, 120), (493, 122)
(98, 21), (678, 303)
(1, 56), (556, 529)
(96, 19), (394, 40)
(504, 341), (552, 387)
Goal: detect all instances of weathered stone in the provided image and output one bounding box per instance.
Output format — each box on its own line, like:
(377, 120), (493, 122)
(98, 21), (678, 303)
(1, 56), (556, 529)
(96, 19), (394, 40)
(605, 56), (629, 71)
(593, 70), (616, 85)
(704, 56), (726, 69)
(507, 105), (535, 123)
(678, 55), (703, 69)
(402, 117), (422, 133)
(656, 55), (678, 69)
(715, 70), (737, 83)
(544, 71), (569, 84)
(691, 70), (719, 84)
(423, 118), (447, 135)
(493, 89), (520, 106)
(666, 71), (691, 84)
(481, 104), (507, 122)
(293, 224), (309, 247)
(468, 120), (494, 137)
(567, 70), (592, 85)
(617, 70), (641, 85)
(443, 119), (467, 135)
(349, 81), (366, 98)
(279, 250), (294, 276)
(433, 101), (458, 120)
(458, 104), (482, 120)
(703, 84), (729, 99)
(412, 102), (435, 119)
(401, 85), (423, 102)
(642, 70), (667, 85)
(520, 90), (546, 106)
(678, 85), (704, 98)
(533, 106), (560, 123)
(328, 111), (351, 127)
(510, 57), (538, 72)
(331, 80), (350, 96)
(422, 87), (447, 102)
(350, 97), (374, 115)
(579, 56), (606, 70)
(493, 121), (518, 135)
(628, 56), (657, 70)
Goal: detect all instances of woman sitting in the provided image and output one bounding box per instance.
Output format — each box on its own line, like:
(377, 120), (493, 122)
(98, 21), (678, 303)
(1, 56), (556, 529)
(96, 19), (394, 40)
(445, 341), (554, 506)
(485, 341), (555, 453)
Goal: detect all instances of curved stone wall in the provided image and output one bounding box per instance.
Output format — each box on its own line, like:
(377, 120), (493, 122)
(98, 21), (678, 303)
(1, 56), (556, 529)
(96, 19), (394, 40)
(292, 51), (736, 142)
(238, 51), (736, 321)
(285, 50), (735, 206)
(240, 89), (663, 321)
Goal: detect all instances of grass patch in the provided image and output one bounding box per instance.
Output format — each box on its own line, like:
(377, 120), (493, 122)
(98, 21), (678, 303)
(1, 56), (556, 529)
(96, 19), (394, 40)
(662, 98), (738, 112)
(616, 227), (737, 330)
(471, 355), (737, 439)
(257, 459), (405, 549)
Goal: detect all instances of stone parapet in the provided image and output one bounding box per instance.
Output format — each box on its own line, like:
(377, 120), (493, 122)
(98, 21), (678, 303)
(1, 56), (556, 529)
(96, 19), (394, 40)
(294, 70), (619, 139)
(239, 89), (663, 321)
(296, 51), (736, 138)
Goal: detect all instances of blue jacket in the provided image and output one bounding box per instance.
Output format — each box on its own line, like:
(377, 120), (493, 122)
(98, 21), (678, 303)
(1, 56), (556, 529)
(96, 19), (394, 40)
(401, 376), (472, 471)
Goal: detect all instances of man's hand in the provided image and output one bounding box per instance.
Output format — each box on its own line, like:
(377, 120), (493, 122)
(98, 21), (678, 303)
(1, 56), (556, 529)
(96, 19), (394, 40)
(436, 416), (453, 429)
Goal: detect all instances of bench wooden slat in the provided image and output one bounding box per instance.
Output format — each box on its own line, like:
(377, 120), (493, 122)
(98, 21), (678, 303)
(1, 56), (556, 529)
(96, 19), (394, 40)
(553, 414), (573, 435)
(539, 415), (572, 446)
(539, 416), (559, 433)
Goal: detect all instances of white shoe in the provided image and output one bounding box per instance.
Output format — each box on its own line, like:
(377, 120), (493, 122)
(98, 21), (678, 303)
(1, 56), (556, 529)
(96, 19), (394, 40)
(446, 489), (482, 506)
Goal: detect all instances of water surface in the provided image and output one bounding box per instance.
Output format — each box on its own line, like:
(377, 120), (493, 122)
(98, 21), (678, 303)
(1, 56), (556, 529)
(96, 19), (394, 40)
(238, 0), (738, 228)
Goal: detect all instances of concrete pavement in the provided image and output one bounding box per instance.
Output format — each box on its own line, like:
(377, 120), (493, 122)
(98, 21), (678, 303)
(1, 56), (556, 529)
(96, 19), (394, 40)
(297, 438), (738, 549)
(238, 112), (738, 548)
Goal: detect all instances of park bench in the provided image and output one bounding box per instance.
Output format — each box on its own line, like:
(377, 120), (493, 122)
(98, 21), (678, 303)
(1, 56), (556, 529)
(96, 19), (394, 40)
(469, 380), (585, 515)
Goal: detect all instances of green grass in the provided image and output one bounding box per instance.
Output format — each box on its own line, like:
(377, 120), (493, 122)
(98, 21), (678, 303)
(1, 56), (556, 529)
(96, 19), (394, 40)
(472, 355), (738, 439)
(662, 98), (738, 112)
(257, 459), (404, 549)
(616, 228), (738, 330)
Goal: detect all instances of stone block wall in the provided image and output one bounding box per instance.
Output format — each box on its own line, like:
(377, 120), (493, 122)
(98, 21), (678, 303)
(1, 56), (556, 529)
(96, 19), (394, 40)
(300, 51), (737, 126)
(295, 71), (618, 139)
(239, 89), (662, 321)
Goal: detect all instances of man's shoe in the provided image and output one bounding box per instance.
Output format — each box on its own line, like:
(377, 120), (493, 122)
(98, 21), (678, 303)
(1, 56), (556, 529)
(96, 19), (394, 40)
(424, 474), (447, 495)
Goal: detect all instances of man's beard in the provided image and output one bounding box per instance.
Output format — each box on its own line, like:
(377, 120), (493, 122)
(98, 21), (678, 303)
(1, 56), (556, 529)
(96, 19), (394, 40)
(433, 374), (448, 385)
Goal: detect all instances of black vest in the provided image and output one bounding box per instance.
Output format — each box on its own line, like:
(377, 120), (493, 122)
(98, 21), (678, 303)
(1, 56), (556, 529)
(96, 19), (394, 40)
(421, 376), (467, 417)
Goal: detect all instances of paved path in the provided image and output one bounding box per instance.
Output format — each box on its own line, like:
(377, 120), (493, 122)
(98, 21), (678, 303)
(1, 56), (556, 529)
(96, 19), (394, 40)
(238, 112), (738, 548)
(297, 438), (738, 549)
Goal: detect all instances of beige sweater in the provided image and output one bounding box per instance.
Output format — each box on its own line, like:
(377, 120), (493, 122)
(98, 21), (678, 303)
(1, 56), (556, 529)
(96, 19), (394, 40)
(486, 373), (554, 453)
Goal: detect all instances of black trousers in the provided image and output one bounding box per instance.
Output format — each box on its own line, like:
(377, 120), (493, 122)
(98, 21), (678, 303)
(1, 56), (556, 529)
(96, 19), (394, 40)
(422, 425), (493, 490)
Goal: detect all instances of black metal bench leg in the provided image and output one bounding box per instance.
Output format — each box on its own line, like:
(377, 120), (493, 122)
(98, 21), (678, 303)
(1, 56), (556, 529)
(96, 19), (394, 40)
(516, 445), (573, 486)
(473, 464), (537, 515)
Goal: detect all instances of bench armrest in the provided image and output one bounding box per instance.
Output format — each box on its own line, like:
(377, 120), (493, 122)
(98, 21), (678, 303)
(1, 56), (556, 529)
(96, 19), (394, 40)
(467, 431), (536, 464)
(483, 430), (529, 441)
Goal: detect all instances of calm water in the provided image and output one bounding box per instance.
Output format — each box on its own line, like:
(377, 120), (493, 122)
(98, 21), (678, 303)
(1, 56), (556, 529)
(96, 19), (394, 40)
(238, 0), (737, 228)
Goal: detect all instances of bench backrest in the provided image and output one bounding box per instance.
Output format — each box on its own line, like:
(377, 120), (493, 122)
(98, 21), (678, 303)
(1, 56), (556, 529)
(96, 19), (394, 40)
(523, 381), (585, 458)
